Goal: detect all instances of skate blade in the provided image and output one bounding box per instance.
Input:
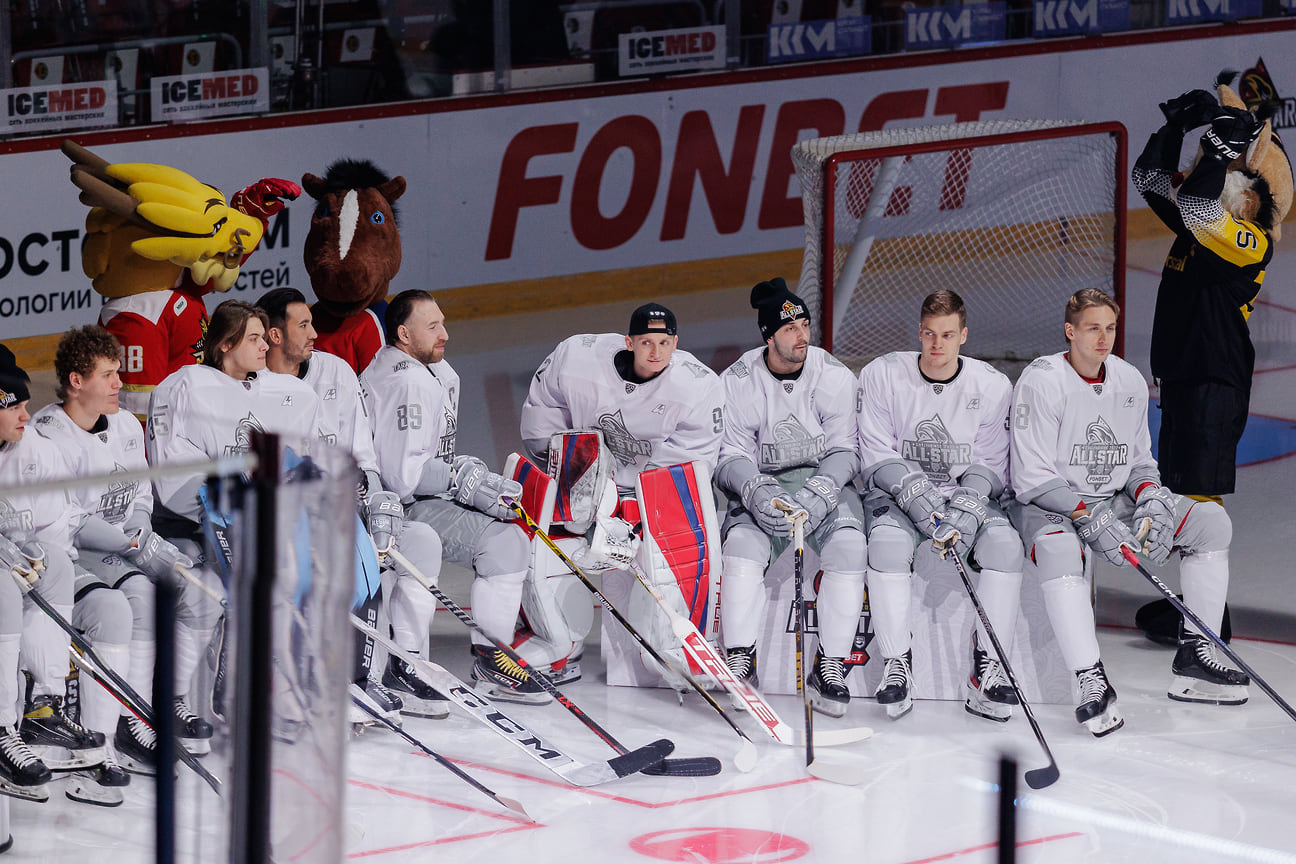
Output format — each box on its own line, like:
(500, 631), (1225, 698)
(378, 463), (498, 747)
(395, 697), (450, 720)
(33, 745), (105, 772)
(882, 697), (913, 720)
(65, 778), (124, 808)
(964, 695), (1012, 723)
(472, 681), (552, 706)
(118, 755), (157, 777)
(1082, 708), (1124, 738)
(182, 737), (211, 756)
(0, 779), (49, 803)
(808, 692), (848, 719)
(1168, 676), (1249, 706)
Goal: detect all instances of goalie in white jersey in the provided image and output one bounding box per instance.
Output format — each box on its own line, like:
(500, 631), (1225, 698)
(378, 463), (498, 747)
(714, 278), (865, 717)
(1010, 288), (1246, 737)
(361, 290), (547, 705)
(857, 290), (1024, 722)
(519, 302), (725, 688)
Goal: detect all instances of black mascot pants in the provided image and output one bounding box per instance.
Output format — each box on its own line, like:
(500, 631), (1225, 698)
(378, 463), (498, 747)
(1156, 379), (1249, 496)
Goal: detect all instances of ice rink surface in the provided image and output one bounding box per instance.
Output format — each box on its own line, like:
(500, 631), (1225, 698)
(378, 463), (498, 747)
(6, 239), (1296, 862)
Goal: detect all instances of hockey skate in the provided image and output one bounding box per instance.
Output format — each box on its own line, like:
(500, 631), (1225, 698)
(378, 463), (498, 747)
(724, 645), (758, 709)
(1074, 661), (1123, 737)
(471, 645), (552, 705)
(0, 725), (51, 802)
(381, 655), (450, 719)
(66, 742), (130, 808)
(1168, 634), (1249, 705)
(512, 629), (584, 685)
(807, 648), (851, 718)
(115, 715), (156, 775)
(347, 679), (403, 734)
(965, 636), (1018, 723)
(875, 650), (913, 720)
(22, 695), (106, 771)
(173, 696), (214, 756)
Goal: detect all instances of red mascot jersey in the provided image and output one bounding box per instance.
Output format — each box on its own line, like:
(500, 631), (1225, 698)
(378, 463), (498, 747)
(100, 286), (208, 419)
(311, 303), (384, 375)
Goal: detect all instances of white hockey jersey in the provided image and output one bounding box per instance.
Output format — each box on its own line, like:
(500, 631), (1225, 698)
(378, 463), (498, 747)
(719, 345), (857, 473)
(857, 352), (1012, 494)
(147, 364), (325, 522)
(1010, 352), (1155, 504)
(301, 349), (379, 476)
(360, 345), (461, 503)
(520, 333), (724, 490)
(31, 404), (152, 528)
(0, 431), (78, 551)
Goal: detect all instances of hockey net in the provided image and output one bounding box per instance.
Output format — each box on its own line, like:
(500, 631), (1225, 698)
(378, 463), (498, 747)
(791, 120), (1126, 371)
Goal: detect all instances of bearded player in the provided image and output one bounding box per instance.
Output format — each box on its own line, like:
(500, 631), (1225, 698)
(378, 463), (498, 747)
(714, 278), (866, 717)
(1010, 288), (1245, 737)
(856, 290), (1023, 722)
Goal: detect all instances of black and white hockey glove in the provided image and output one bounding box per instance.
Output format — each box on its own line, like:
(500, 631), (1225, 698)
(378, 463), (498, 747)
(891, 471), (945, 539)
(931, 487), (987, 557)
(1132, 485), (1177, 564)
(126, 528), (194, 579)
(740, 474), (802, 536)
(1201, 108), (1259, 164)
(1072, 500), (1139, 568)
(0, 535), (45, 585)
(1158, 89), (1220, 133)
(792, 474), (839, 534)
(451, 455), (523, 521)
(365, 491), (404, 556)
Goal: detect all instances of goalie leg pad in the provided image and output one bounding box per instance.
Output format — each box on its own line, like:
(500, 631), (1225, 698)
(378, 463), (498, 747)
(517, 537), (593, 684)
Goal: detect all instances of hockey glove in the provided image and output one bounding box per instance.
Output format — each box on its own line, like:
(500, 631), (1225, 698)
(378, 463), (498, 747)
(0, 536), (45, 585)
(365, 491), (404, 556)
(792, 474), (839, 534)
(126, 528), (194, 579)
(740, 473), (802, 536)
(451, 455), (523, 521)
(891, 471), (945, 539)
(1201, 108), (1260, 164)
(1158, 89), (1220, 133)
(1072, 499), (1139, 568)
(577, 514), (641, 571)
(1132, 484), (1177, 564)
(931, 486), (988, 557)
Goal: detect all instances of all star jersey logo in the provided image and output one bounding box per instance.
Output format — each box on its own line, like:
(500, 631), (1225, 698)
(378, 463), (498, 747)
(436, 409), (457, 462)
(597, 409), (652, 466)
(1069, 415), (1127, 487)
(225, 413), (266, 456)
(98, 463), (138, 523)
(760, 414), (825, 468)
(900, 414), (971, 483)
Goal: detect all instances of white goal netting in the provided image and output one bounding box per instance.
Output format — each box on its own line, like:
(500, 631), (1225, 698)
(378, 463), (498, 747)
(792, 120), (1126, 370)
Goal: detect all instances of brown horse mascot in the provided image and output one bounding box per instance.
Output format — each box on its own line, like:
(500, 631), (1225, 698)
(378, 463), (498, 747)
(302, 159), (407, 373)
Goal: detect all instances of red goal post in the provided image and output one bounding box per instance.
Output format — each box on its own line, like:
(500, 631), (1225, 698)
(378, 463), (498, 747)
(791, 120), (1127, 369)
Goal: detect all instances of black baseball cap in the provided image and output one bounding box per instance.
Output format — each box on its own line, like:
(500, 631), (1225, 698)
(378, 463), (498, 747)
(0, 344), (29, 409)
(628, 302), (677, 336)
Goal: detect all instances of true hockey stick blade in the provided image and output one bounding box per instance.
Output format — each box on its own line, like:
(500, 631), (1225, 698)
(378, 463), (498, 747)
(349, 615), (674, 785)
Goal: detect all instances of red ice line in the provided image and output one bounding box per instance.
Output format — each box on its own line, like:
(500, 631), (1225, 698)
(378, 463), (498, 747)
(901, 831), (1084, 863)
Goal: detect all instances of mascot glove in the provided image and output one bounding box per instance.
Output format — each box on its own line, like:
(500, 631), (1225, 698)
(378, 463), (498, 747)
(793, 474), (839, 534)
(231, 178), (303, 221)
(577, 515), (641, 571)
(1158, 89), (1221, 133)
(931, 487), (987, 557)
(452, 455), (523, 521)
(1073, 500), (1139, 568)
(1202, 109), (1260, 163)
(365, 491), (404, 556)
(126, 528), (194, 578)
(1132, 485), (1177, 565)
(0, 536), (45, 586)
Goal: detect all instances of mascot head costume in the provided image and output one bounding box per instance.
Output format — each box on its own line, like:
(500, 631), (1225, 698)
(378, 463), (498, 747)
(1212, 69), (1292, 241)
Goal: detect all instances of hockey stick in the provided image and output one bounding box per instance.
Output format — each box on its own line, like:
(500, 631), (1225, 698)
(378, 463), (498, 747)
(62, 628), (223, 795)
(348, 614), (674, 785)
(383, 548), (721, 778)
(934, 529), (1060, 790)
(1119, 545), (1296, 725)
(504, 497), (760, 773)
(348, 694), (532, 821)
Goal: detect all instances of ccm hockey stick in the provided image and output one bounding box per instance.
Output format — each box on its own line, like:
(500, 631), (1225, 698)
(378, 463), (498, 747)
(348, 614), (674, 785)
(348, 693), (532, 821)
(934, 525), (1060, 790)
(1120, 545), (1296, 725)
(384, 548), (721, 777)
(505, 497), (760, 772)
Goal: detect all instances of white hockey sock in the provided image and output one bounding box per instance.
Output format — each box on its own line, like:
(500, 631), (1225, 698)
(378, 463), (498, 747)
(174, 621), (210, 698)
(470, 571), (526, 646)
(718, 556), (766, 649)
(974, 569), (1023, 652)
(126, 640), (156, 718)
(1179, 549), (1229, 639)
(1040, 574), (1100, 671)
(83, 642), (129, 736)
(0, 635), (19, 727)
(389, 575), (436, 654)
(817, 570), (867, 657)
(22, 603), (72, 697)
(867, 570), (912, 659)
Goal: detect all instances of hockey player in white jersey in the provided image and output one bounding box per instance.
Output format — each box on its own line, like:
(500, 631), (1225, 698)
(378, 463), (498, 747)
(1010, 288), (1245, 737)
(34, 326), (203, 799)
(519, 302), (725, 687)
(714, 278), (865, 717)
(260, 288), (446, 718)
(361, 290), (547, 704)
(0, 345), (106, 799)
(857, 290), (1023, 721)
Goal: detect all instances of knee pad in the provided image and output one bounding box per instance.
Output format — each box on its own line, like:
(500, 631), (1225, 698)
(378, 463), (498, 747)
(972, 523), (1024, 572)
(475, 522), (530, 580)
(395, 520), (443, 585)
(1029, 530), (1084, 577)
(75, 586), (134, 645)
(117, 572), (156, 636)
(867, 524), (914, 573)
(819, 527), (866, 574)
(721, 524), (771, 568)
(1177, 499), (1231, 554)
